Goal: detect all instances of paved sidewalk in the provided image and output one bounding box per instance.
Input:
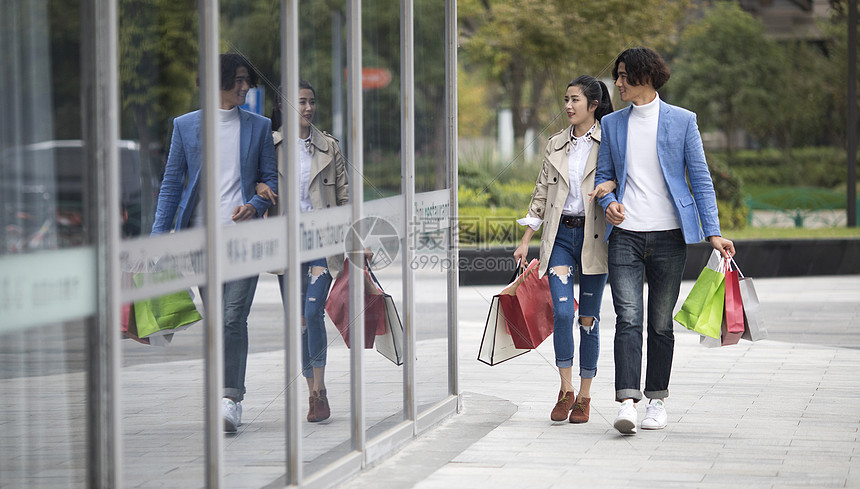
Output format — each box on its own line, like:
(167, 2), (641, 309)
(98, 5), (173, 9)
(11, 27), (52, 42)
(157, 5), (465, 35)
(342, 275), (860, 489)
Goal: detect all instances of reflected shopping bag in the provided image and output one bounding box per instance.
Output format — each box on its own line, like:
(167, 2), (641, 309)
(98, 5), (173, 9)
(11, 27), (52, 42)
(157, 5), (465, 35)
(325, 259), (388, 350)
(366, 267), (404, 365)
(498, 258), (554, 350)
(133, 287), (202, 342)
(121, 302), (150, 345)
(675, 257), (725, 339)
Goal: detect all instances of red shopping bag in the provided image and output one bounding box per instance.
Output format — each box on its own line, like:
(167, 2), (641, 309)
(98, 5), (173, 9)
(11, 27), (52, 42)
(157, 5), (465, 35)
(325, 260), (386, 349)
(699, 256), (743, 347)
(120, 302), (151, 345)
(724, 258), (745, 333)
(498, 259), (555, 349)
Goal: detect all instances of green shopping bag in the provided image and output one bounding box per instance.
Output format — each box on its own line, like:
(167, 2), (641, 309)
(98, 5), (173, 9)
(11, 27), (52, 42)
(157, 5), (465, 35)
(674, 266), (725, 339)
(133, 285), (203, 339)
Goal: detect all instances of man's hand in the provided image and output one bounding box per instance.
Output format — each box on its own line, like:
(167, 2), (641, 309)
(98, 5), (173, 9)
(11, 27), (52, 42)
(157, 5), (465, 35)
(588, 181), (617, 202)
(708, 235), (735, 259)
(232, 203), (256, 222)
(255, 182), (278, 205)
(605, 202), (625, 225)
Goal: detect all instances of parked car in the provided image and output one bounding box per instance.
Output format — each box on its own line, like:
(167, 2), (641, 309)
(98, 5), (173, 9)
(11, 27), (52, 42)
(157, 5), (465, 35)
(1, 140), (160, 253)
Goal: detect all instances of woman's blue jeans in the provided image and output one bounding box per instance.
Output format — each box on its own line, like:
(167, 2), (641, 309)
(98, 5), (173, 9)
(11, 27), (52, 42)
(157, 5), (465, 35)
(608, 228), (686, 402)
(546, 222), (607, 378)
(278, 257), (332, 378)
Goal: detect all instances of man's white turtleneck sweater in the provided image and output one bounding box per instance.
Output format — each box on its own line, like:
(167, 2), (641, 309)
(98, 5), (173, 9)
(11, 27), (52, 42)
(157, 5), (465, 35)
(190, 107), (244, 228)
(619, 95), (680, 232)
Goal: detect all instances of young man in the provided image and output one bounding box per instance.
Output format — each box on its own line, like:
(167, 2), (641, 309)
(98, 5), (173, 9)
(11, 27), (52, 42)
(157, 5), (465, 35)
(595, 47), (734, 434)
(152, 53), (278, 433)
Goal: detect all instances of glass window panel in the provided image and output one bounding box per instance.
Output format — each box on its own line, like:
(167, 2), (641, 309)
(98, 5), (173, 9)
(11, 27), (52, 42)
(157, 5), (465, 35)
(295, 0), (356, 476)
(1, 0), (89, 486)
(413, 0), (451, 411)
(118, 0), (206, 486)
(361, 0), (406, 443)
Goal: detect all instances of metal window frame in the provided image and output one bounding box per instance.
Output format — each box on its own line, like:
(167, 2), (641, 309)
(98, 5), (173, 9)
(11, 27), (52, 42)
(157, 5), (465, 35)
(82, 0), (121, 486)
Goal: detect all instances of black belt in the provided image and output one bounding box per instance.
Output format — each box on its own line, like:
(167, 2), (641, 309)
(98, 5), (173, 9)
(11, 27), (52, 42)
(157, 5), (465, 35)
(561, 215), (585, 228)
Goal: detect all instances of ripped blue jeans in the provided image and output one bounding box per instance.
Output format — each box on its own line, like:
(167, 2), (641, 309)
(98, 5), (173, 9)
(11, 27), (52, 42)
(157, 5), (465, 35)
(278, 257), (332, 378)
(546, 221), (607, 378)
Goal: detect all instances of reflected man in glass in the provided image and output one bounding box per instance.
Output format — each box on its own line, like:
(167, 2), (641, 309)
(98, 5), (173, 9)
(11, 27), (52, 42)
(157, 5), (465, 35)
(152, 53), (278, 433)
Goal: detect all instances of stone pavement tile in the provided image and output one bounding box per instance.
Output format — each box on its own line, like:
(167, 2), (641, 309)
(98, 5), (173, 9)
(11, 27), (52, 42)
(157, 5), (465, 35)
(766, 471), (848, 487)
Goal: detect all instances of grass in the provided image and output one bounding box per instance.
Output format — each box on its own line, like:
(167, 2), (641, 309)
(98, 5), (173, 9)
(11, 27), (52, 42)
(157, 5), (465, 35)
(728, 226), (860, 240)
(459, 225), (860, 247)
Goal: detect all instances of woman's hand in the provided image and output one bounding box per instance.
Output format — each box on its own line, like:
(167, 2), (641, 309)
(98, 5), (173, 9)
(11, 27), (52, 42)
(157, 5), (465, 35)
(588, 180), (617, 202)
(255, 182), (278, 205)
(512, 242), (529, 267)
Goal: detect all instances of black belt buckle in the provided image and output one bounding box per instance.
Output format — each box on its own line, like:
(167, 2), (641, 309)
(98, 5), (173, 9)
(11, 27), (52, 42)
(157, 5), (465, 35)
(561, 215), (585, 228)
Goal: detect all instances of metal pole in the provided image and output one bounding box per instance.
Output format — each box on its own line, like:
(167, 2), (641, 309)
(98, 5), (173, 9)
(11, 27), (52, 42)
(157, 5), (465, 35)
(281, 0), (302, 484)
(82, 0), (121, 486)
(848, 0), (857, 227)
(332, 11), (345, 144)
(400, 0), (416, 425)
(346, 0), (366, 456)
(445, 0), (460, 402)
(199, 1), (224, 486)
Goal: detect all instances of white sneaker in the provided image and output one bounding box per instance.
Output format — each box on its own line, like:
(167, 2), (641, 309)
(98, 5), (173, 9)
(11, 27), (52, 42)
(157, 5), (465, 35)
(641, 399), (667, 430)
(237, 402), (243, 427)
(223, 398), (240, 433)
(613, 399), (638, 434)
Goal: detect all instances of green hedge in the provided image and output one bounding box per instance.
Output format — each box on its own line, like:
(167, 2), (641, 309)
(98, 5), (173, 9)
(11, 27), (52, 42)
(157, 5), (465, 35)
(711, 147), (848, 188)
(458, 205), (536, 246)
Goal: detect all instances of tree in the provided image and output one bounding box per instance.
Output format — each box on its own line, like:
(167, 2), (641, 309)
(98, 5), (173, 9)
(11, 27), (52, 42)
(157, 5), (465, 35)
(458, 0), (687, 145)
(669, 2), (783, 154)
(119, 0), (198, 233)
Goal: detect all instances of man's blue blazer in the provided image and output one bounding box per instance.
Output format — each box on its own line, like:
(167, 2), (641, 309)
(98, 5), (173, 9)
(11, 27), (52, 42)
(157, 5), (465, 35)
(595, 101), (722, 244)
(152, 108), (278, 234)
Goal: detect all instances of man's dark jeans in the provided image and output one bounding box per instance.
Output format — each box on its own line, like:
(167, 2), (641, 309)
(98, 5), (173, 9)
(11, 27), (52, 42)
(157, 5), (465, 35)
(608, 228), (686, 403)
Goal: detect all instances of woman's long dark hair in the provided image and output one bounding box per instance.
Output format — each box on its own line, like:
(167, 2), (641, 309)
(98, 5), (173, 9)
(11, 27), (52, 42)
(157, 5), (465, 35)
(270, 80), (317, 131)
(568, 75), (613, 122)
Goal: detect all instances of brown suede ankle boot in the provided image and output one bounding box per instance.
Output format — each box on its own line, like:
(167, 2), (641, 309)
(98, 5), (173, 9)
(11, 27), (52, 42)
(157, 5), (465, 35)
(569, 395), (591, 423)
(311, 389), (330, 422)
(307, 393), (317, 422)
(550, 390), (576, 422)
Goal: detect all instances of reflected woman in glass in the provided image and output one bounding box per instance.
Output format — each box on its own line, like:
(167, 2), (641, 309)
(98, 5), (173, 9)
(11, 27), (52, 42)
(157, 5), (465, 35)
(257, 80), (348, 422)
(513, 75), (614, 424)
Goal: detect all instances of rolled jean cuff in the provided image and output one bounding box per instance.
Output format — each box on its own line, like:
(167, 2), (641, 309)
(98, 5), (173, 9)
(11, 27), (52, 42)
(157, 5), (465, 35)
(615, 388), (642, 403)
(644, 389), (669, 400)
(556, 357), (574, 369)
(579, 366), (597, 379)
(302, 358), (326, 378)
(224, 387), (244, 402)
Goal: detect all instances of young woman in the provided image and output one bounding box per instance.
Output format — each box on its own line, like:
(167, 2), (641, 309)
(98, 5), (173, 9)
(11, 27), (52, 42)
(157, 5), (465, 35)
(257, 80), (348, 422)
(513, 75), (614, 423)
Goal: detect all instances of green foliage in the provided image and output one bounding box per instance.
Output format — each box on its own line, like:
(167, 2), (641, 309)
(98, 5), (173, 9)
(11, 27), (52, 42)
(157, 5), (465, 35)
(459, 205), (533, 247)
(120, 0), (198, 140)
(744, 186), (847, 211)
(459, 0), (688, 140)
(713, 147), (848, 188)
(705, 152), (748, 230)
(669, 2), (781, 153)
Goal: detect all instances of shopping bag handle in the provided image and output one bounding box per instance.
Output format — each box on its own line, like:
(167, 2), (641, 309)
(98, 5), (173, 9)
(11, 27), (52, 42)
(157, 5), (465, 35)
(365, 262), (384, 292)
(728, 256), (744, 278)
(509, 258), (527, 283)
